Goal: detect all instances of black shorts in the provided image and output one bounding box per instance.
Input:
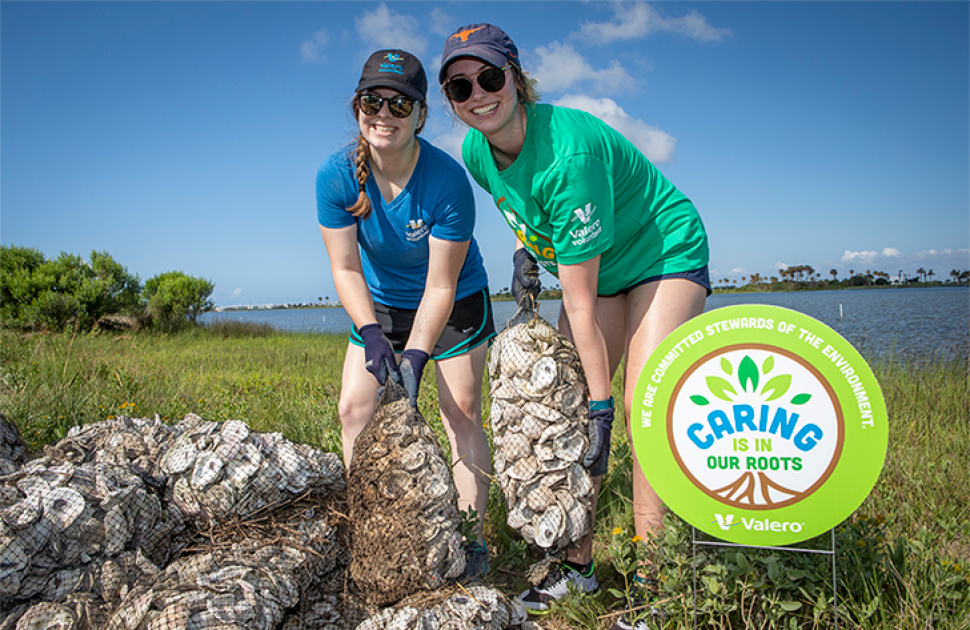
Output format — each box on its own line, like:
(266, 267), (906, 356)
(598, 265), (712, 297)
(349, 287), (497, 360)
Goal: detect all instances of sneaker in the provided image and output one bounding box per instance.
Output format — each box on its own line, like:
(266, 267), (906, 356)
(461, 541), (489, 582)
(518, 561), (599, 612)
(609, 580), (664, 630)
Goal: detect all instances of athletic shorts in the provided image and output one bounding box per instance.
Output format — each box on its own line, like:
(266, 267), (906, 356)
(599, 265), (712, 298)
(349, 287), (497, 360)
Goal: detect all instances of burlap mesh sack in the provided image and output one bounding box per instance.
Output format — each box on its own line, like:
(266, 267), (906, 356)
(347, 380), (465, 608)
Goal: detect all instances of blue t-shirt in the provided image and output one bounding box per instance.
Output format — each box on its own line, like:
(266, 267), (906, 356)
(317, 137), (488, 309)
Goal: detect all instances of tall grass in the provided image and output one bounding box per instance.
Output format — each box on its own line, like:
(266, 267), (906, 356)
(0, 326), (967, 628)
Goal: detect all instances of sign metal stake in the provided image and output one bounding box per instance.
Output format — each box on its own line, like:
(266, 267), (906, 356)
(690, 527), (839, 630)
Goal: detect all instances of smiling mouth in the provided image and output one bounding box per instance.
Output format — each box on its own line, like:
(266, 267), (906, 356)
(472, 103), (498, 116)
(373, 124), (396, 133)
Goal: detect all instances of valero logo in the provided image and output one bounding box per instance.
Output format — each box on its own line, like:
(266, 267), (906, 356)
(632, 305), (887, 546)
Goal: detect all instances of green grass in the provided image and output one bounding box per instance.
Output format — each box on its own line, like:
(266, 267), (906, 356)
(1, 325), (967, 628)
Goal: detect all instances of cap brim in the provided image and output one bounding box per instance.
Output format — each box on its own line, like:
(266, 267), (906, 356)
(438, 46), (512, 84)
(356, 79), (425, 103)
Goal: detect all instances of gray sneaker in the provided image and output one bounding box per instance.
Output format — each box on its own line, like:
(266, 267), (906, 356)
(518, 562), (599, 612)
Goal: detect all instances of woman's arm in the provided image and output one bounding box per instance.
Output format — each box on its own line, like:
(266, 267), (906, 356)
(319, 224), (378, 327)
(557, 255), (612, 401)
(406, 236), (470, 353)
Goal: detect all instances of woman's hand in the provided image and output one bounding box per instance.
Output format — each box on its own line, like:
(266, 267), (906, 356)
(358, 323), (400, 385)
(511, 247), (541, 307)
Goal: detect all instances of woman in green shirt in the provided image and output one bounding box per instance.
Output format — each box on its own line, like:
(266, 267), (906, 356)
(439, 23), (711, 626)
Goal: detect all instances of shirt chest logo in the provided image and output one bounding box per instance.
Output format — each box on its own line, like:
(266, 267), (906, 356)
(405, 218), (430, 242)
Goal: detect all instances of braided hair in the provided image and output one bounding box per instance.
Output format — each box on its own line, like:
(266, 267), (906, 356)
(347, 134), (373, 219)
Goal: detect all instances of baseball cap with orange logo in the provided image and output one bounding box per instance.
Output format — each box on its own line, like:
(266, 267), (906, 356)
(438, 23), (520, 84)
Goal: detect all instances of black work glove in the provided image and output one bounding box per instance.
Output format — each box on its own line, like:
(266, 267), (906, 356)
(359, 323), (400, 386)
(511, 248), (541, 307)
(584, 399), (614, 477)
(399, 349), (430, 407)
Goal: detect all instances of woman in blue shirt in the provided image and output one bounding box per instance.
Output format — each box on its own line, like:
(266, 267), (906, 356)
(316, 49), (494, 579)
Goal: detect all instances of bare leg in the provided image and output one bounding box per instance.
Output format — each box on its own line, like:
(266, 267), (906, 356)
(558, 295), (628, 565)
(622, 279), (707, 541)
(337, 343), (382, 468)
(435, 343), (491, 542)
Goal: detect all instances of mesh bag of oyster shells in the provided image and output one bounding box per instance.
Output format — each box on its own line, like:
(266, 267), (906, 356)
(158, 415), (345, 525)
(101, 506), (345, 630)
(46, 415), (179, 474)
(488, 303), (595, 553)
(356, 583), (530, 630)
(0, 415), (29, 476)
(0, 457), (188, 607)
(347, 380), (465, 608)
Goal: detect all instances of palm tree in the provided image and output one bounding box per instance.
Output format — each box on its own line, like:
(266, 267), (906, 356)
(916, 267), (926, 282)
(830, 269), (838, 282)
(951, 269), (962, 284)
(928, 269), (935, 282)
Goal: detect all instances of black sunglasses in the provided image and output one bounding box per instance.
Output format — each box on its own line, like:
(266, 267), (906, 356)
(357, 93), (416, 118)
(444, 65), (510, 103)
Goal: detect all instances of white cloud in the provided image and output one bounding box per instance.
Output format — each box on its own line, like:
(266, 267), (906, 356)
(552, 94), (676, 162)
(841, 248), (905, 266)
(532, 42), (633, 94)
(300, 30), (329, 63)
(579, 1), (732, 44)
(355, 4), (427, 57)
(428, 8), (454, 37)
(231, 288), (243, 298)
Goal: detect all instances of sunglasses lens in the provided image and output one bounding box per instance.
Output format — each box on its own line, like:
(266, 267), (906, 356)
(446, 78), (474, 103)
(358, 94), (382, 115)
(388, 96), (414, 118)
(478, 68), (507, 93)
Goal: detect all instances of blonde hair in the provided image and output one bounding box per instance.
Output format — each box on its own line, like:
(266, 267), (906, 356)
(346, 96), (427, 219)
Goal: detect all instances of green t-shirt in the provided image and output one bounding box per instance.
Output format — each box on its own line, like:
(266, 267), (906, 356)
(462, 104), (709, 295)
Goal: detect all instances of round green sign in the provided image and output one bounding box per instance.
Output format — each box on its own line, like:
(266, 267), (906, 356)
(631, 305), (888, 546)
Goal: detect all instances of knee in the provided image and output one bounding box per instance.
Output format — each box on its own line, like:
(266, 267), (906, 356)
(440, 396), (482, 436)
(338, 395), (372, 432)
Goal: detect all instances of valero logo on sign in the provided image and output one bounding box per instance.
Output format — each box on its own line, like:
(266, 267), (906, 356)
(632, 305), (888, 546)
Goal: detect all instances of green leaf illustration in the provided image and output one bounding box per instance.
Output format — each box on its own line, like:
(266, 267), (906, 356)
(738, 356), (759, 393)
(720, 357), (733, 375)
(706, 376), (737, 401)
(762, 355), (775, 375)
(791, 393), (812, 405)
(690, 395), (710, 406)
(761, 375), (792, 401)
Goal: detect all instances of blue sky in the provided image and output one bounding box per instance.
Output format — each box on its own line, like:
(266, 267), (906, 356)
(3, 1), (968, 306)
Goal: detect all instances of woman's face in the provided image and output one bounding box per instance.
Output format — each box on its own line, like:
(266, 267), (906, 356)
(444, 59), (521, 140)
(356, 88), (421, 152)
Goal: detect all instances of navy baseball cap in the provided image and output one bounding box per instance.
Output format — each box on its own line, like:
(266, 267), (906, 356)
(357, 50), (427, 102)
(438, 23), (520, 84)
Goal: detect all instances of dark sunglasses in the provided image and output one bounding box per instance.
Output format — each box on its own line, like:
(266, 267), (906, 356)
(357, 93), (416, 118)
(444, 65), (510, 103)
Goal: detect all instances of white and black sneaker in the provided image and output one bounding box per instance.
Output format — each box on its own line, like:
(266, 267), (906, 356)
(609, 579), (665, 630)
(518, 561), (599, 613)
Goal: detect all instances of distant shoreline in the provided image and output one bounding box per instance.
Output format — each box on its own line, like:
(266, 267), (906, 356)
(216, 282), (966, 310)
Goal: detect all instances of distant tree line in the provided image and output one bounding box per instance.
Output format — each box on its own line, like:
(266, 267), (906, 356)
(714, 265), (969, 292)
(1, 245), (214, 333)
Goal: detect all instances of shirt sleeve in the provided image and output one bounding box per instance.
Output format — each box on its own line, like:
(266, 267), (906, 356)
(429, 163), (476, 242)
(316, 151), (358, 229)
(538, 153), (615, 265)
(461, 131), (491, 194)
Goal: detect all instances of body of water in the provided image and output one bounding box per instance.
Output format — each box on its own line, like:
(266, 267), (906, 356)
(202, 287), (969, 360)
